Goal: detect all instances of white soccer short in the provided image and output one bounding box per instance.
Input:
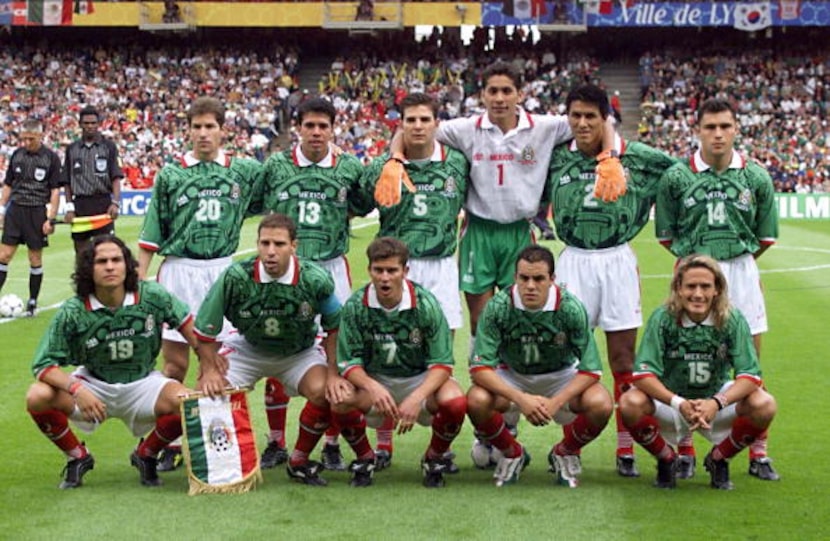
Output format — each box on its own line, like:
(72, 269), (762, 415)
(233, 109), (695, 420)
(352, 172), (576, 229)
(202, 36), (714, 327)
(652, 382), (737, 446)
(365, 372), (438, 428)
(317, 255), (353, 305)
(408, 256), (464, 330)
(69, 367), (176, 437)
(497, 365), (578, 426)
(556, 243), (642, 332)
(717, 253), (768, 335)
(220, 332), (327, 396)
(157, 256), (234, 343)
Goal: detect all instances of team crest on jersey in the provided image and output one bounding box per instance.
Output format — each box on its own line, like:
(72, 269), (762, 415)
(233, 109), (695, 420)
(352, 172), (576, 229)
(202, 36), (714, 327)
(231, 183), (241, 200)
(34, 167), (47, 181)
(519, 146), (537, 166)
(444, 177), (457, 195)
(717, 343), (728, 361)
(738, 188), (752, 207)
(338, 187), (348, 203)
(410, 328), (422, 346)
(206, 418), (234, 453)
(145, 315), (155, 333)
(95, 158), (108, 172)
(299, 302), (313, 320)
(554, 332), (568, 346)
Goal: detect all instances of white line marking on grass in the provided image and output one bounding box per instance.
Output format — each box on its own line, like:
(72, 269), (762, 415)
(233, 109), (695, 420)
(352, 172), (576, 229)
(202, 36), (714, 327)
(1, 218), (381, 324)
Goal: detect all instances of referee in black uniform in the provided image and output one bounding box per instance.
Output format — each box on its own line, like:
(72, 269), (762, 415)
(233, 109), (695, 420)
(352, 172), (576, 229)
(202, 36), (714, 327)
(0, 119), (61, 316)
(62, 106), (124, 254)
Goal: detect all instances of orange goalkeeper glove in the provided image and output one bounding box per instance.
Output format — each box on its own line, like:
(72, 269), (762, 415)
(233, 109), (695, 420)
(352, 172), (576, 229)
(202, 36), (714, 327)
(594, 150), (627, 202)
(375, 156), (416, 207)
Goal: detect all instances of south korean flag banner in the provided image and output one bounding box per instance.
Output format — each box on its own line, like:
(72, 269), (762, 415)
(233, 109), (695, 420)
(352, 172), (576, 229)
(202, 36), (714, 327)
(181, 389), (262, 495)
(733, 1), (772, 32)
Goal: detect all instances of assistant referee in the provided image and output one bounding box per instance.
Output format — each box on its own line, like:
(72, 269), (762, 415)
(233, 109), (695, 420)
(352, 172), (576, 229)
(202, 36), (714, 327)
(61, 106), (124, 255)
(0, 119), (61, 316)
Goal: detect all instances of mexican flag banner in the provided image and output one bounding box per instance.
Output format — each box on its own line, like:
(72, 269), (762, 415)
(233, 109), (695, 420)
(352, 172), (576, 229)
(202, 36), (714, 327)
(26, 0), (72, 25)
(181, 389), (262, 495)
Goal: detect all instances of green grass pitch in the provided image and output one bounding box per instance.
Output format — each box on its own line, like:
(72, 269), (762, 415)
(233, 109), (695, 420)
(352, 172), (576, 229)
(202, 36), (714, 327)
(0, 216), (828, 540)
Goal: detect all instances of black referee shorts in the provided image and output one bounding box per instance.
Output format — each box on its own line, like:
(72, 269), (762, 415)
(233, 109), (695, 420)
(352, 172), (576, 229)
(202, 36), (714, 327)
(1, 204), (49, 249)
(71, 194), (116, 241)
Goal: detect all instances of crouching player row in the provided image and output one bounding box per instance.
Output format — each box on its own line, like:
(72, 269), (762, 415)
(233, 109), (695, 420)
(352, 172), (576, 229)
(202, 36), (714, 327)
(467, 245), (613, 488)
(26, 236), (197, 489)
(195, 218), (466, 488)
(621, 255), (777, 490)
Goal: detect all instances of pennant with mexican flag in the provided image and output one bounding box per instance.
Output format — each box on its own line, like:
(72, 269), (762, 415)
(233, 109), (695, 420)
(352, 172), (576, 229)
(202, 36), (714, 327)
(26, 0), (72, 25)
(181, 390), (262, 495)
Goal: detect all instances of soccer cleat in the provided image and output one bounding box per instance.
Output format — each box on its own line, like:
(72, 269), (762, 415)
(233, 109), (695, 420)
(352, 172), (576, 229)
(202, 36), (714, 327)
(549, 452), (582, 488)
(493, 447), (531, 487)
(375, 449), (393, 471)
(321, 443), (346, 471)
(616, 455), (640, 478)
(130, 451), (162, 487)
(422, 457), (453, 488)
(25, 299), (37, 317)
(704, 452), (733, 490)
(676, 455), (696, 479)
(443, 450), (460, 475)
(156, 446), (182, 472)
(748, 457), (780, 481)
(654, 458), (678, 489)
(59, 453), (95, 489)
(348, 459), (376, 488)
(286, 460), (328, 486)
(471, 439), (498, 470)
(260, 441), (289, 469)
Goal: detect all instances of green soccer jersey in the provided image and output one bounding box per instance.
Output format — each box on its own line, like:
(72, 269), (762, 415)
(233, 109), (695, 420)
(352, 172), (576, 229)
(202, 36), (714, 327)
(363, 146), (469, 258)
(31, 281), (191, 384)
(547, 139), (676, 249)
(337, 280), (453, 378)
(633, 306), (762, 399)
(471, 286), (603, 376)
(254, 148), (370, 261)
(139, 153), (262, 259)
(655, 151), (778, 260)
(195, 255), (340, 353)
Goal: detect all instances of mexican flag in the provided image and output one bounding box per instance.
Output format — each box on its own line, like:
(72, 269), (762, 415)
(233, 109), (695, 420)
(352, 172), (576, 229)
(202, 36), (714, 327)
(73, 0), (92, 14)
(26, 0), (72, 25)
(181, 390), (262, 495)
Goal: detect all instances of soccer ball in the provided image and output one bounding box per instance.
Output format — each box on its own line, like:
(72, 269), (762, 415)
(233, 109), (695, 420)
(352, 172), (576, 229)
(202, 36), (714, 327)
(471, 439), (503, 470)
(0, 294), (24, 318)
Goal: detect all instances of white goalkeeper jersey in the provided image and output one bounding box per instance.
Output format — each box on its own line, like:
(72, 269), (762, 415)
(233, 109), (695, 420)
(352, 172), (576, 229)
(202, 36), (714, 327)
(437, 108), (571, 224)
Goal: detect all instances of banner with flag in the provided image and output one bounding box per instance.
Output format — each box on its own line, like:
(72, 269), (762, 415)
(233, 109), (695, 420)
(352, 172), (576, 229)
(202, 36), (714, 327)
(733, 1), (772, 31)
(0, 0), (12, 26)
(181, 390), (262, 495)
(73, 0), (92, 15)
(26, 0), (72, 24)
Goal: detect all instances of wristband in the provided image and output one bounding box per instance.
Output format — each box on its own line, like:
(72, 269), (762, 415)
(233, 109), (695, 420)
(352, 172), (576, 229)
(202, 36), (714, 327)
(68, 381), (84, 396)
(386, 156), (405, 164)
(49, 218), (57, 225)
(712, 393), (728, 410)
(65, 202), (75, 213)
(110, 199), (120, 206)
(670, 395), (686, 411)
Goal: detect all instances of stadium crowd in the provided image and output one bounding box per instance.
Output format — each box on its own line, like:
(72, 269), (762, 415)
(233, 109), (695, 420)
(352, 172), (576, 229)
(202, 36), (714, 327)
(2, 31), (830, 193)
(638, 48), (830, 193)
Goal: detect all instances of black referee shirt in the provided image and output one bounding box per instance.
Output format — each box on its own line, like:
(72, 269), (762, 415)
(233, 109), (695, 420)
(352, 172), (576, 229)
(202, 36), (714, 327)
(3, 145), (62, 207)
(61, 136), (124, 197)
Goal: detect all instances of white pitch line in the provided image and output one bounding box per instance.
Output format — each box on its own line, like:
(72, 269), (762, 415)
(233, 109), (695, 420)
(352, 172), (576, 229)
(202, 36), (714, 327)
(1, 218), (383, 324)
(5, 224), (827, 323)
